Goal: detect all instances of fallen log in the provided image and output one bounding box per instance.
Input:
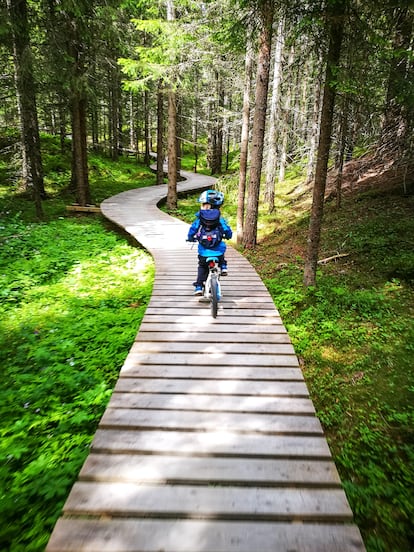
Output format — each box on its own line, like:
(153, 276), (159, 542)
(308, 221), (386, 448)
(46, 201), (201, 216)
(66, 204), (101, 213)
(318, 253), (350, 265)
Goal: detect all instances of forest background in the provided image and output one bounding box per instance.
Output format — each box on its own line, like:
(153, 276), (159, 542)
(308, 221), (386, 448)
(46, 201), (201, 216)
(1, 0), (413, 551)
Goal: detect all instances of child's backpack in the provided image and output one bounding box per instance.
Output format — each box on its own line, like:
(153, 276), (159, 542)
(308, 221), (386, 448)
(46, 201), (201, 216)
(196, 208), (224, 249)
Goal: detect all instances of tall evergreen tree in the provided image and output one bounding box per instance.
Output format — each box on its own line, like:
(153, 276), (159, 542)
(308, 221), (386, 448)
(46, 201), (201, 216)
(6, 0), (45, 217)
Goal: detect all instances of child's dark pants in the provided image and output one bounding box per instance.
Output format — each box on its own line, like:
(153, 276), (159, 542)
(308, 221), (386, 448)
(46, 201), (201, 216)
(195, 254), (224, 287)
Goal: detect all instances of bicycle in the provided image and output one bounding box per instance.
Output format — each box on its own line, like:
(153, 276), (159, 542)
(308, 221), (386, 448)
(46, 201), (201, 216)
(199, 256), (222, 318)
(186, 239), (223, 318)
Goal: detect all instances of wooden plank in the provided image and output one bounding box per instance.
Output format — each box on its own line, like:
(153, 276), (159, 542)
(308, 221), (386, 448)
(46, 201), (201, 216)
(121, 352), (299, 368)
(130, 341), (296, 355)
(154, 274), (264, 281)
(91, 429), (331, 458)
(63, 482), (354, 521)
(79, 453), (340, 486)
(114, 378), (307, 396)
(135, 331), (292, 343)
(119, 365), (303, 381)
(171, 292), (272, 300)
(153, 275), (264, 281)
(141, 314), (283, 324)
(46, 518), (366, 552)
(150, 289), (271, 297)
(148, 297), (276, 306)
(137, 322), (286, 333)
(152, 282), (269, 290)
(107, 392), (316, 414)
(150, 296), (274, 304)
(99, 408), (323, 435)
(144, 307), (280, 317)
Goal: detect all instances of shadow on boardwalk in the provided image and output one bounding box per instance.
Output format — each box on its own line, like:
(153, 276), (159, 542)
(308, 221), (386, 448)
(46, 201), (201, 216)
(46, 170), (366, 552)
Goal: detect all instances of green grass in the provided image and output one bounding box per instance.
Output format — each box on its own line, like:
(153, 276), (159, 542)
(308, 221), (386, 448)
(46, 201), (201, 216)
(0, 138), (155, 551)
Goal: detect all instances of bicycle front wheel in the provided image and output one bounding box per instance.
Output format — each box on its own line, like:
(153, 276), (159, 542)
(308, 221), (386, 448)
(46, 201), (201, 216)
(210, 274), (219, 318)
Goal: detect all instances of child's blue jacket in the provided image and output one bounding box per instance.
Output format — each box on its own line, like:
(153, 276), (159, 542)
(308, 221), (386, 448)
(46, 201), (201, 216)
(187, 210), (233, 257)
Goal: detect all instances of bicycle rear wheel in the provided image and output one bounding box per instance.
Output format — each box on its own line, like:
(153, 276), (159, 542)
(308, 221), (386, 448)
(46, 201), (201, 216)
(210, 274), (219, 318)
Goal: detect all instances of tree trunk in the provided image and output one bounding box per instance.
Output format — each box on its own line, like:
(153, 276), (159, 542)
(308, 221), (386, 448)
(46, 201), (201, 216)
(237, 35), (254, 244)
(109, 65), (120, 161)
(334, 92), (350, 209)
(156, 81), (164, 185)
(278, 45), (294, 185)
(166, 0), (177, 209)
(306, 53), (324, 184)
(243, 0), (274, 248)
(72, 93), (91, 205)
(207, 69), (224, 175)
(91, 98), (99, 152)
(303, 1), (346, 287)
(166, 89), (177, 210)
(7, 0), (45, 218)
(215, 74), (225, 174)
(68, 20), (91, 206)
(192, 73), (199, 173)
(144, 89), (151, 165)
(264, 17), (284, 212)
(225, 94), (232, 171)
(59, 105), (67, 153)
(129, 91), (136, 152)
(176, 96), (182, 176)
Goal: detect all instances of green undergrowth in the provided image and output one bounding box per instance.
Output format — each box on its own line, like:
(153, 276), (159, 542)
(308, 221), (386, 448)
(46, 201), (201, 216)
(0, 138), (154, 550)
(176, 176), (414, 552)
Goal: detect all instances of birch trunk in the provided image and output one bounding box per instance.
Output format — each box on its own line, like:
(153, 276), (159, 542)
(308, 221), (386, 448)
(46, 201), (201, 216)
(264, 17), (285, 212)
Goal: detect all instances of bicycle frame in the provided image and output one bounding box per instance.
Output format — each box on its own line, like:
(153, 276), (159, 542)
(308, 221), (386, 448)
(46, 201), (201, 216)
(201, 257), (221, 318)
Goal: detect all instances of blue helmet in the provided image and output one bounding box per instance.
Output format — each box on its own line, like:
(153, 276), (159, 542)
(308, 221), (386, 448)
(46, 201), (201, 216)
(198, 189), (224, 206)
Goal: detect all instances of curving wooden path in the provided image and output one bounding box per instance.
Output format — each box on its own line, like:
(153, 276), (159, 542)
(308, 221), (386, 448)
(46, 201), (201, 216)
(46, 170), (366, 551)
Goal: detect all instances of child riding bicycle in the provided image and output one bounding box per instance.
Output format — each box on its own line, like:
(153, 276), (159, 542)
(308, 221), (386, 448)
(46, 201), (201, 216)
(187, 190), (233, 296)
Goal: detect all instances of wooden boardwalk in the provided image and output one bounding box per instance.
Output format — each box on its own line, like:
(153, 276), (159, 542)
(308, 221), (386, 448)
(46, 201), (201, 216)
(46, 171), (366, 551)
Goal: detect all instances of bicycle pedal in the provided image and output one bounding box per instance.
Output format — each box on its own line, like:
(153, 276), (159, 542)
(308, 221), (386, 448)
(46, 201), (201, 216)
(199, 297), (210, 303)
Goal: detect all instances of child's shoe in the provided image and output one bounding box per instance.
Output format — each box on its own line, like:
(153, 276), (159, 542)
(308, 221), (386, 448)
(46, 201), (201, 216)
(194, 285), (203, 296)
(221, 264), (228, 276)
